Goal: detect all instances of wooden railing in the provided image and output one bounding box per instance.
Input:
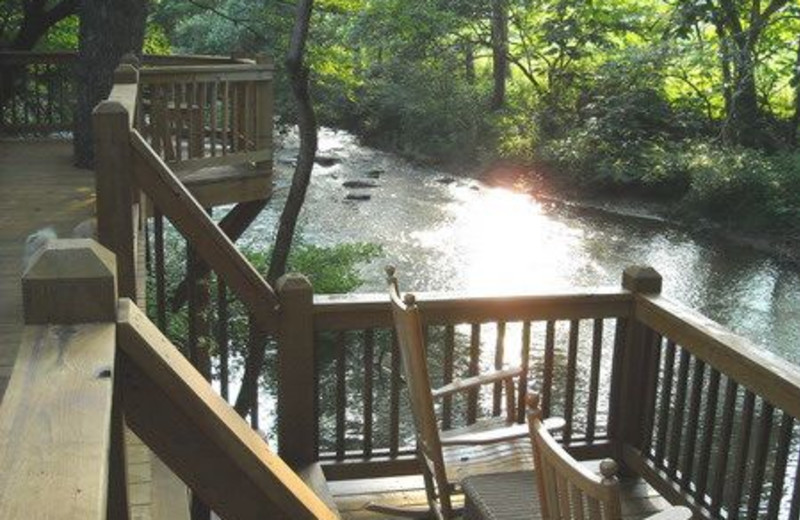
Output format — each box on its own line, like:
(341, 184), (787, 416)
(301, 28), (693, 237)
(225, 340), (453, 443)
(305, 288), (631, 476)
(269, 269), (800, 519)
(0, 50), (273, 160)
(136, 58), (273, 173)
(0, 51), (75, 134)
(622, 292), (800, 520)
(0, 239), (336, 519)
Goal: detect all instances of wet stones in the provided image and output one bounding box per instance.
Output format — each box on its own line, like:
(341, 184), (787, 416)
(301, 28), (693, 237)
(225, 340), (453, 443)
(345, 193), (371, 201)
(343, 180), (379, 189)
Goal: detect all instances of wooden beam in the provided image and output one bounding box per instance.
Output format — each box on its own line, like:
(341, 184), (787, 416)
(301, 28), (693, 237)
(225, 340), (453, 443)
(0, 324), (117, 520)
(129, 130), (279, 331)
(116, 300), (337, 519)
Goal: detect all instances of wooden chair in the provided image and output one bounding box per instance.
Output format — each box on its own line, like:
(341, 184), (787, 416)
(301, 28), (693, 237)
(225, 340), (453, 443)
(386, 267), (563, 519)
(527, 394), (693, 520)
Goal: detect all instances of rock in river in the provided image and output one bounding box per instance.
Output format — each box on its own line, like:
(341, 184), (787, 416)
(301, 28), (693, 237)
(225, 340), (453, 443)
(346, 193), (371, 201)
(315, 155), (340, 167)
(343, 180), (379, 189)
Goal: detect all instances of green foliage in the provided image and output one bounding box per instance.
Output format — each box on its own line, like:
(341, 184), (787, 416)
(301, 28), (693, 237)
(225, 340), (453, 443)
(38, 15), (79, 50)
(682, 145), (800, 229)
(147, 233), (382, 357)
(244, 241), (382, 293)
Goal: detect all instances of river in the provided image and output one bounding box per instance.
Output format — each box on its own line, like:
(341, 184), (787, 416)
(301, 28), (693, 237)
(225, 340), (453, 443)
(242, 127), (800, 366)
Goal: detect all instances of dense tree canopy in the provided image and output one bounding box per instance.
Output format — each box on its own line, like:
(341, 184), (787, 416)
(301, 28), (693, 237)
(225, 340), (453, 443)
(5, 0), (800, 228)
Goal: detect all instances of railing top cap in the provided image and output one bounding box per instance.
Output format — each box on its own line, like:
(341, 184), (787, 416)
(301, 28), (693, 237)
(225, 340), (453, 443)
(622, 265), (662, 294)
(23, 239), (116, 281)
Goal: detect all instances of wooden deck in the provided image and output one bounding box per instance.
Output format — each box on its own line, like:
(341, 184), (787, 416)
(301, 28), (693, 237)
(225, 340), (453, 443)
(0, 139), (93, 397)
(0, 139), (188, 520)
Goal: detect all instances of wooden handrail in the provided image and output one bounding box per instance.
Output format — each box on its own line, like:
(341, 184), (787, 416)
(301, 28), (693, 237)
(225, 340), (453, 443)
(129, 130), (279, 331)
(635, 293), (800, 420)
(1, 240), (122, 519)
(117, 299), (336, 519)
(312, 288), (633, 330)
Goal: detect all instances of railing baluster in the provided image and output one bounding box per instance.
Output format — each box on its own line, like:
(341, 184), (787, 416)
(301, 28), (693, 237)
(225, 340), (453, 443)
(586, 318), (603, 443)
(745, 399), (773, 519)
(695, 367), (721, 502)
(336, 331), (347, 460)
(363, 329), (374, 458)
(493, 321), (507, 417)
(564, 319), (578, 443)
(250, 367), (259, 430)
(789, 438), (800, 520)
(516, 321), (529, 421)
(654, 340), (676, 465)
(173, 82), (183, 161)
(710, 378), (738, 516)
(666, 347), (690, 476)
(154, 209), (166, 331)
(217, 278), (229, 401)
(389, 331), (401, 457)
(542, 320), (555, 417)
(680, 358), (705, 489)
(766, 413), (794, 518)
(442, 325), (455, 430)
(727, 390), (755, 520)
(640, 330), (662, 452)
(467, 323), (480, 425)
(222, 80), (229, 155)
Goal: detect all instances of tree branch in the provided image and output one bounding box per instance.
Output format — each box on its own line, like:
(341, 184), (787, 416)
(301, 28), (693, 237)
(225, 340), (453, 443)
(184, 0), (269, 43)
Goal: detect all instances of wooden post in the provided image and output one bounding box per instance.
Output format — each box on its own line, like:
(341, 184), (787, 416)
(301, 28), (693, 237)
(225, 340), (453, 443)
(611, 266), (662, 460)
(22, 238), (117, 324)
(11, 239), (128, 519)
(94, 67), (138, 301)
(276, 273), (317, 467)
(254, 54), (273, 196)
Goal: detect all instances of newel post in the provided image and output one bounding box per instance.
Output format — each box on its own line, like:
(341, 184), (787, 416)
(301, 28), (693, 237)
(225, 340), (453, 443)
(93, 64), (139, 302)
(20, 239), (128, 519)
(254, 54), (274, 192)
(276, 273), (317, 467)
(610, 266), (662, 458)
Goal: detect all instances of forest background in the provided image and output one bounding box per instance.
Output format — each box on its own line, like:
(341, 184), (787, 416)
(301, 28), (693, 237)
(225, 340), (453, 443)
(4, 0), (800, 239)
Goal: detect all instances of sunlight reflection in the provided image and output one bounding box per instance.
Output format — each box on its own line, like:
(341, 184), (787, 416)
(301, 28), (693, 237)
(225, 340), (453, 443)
(417, 186), (581, 295)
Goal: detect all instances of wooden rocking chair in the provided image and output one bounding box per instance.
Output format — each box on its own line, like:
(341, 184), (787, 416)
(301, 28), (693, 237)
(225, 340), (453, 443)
(527, 394), (693, 520)
(383, 267), (563, 520)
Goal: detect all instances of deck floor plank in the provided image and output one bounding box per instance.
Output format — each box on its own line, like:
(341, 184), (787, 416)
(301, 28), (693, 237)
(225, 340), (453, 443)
(0, 138), (188, 520)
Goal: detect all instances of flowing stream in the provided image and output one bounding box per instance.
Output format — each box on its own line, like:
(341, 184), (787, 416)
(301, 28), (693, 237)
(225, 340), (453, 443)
(243, 128), (800, 366)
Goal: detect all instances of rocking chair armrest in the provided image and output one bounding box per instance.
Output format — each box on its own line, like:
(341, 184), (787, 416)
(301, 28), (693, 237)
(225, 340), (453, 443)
(431, 367), (523, 399)
(645, 506), (693, 520)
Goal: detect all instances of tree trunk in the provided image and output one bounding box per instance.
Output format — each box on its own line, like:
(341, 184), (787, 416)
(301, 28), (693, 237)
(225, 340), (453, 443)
(464, 42), (475, 85)
(490, 0), (508, 110)
(73, 0), (146, 168)
(726, 42), (761, 146)
(234, 0), (317, 419)
(789, 34), (800, 147)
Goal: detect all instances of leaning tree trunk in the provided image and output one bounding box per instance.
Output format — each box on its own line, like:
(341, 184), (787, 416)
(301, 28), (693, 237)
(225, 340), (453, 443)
(73, 0), (146, 168)
(234, 0), (317, 419)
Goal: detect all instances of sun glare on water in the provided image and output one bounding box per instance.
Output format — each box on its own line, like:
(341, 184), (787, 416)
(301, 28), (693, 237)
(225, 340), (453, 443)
(416, 186), (581, 295)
